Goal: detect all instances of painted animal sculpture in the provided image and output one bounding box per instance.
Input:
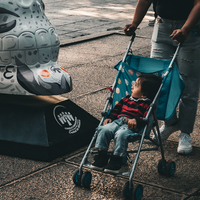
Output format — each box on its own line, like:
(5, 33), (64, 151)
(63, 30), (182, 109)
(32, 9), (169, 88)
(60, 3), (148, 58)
(0, 0), (72, 95)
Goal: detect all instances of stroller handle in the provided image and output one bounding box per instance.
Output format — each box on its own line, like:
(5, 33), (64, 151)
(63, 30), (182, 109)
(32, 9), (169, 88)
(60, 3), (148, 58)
(168, 43), (180, 69)
(121, 33), (136, 63)
(130, 32), (136, 42)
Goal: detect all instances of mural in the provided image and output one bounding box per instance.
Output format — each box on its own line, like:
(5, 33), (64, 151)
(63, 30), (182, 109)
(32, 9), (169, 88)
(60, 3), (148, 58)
(0, 0), (72, 95)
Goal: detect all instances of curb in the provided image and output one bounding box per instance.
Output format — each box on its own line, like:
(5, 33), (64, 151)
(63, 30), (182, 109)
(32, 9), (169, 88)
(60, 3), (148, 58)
(59, 22), (151, 47)
(60, 30), (124, 47)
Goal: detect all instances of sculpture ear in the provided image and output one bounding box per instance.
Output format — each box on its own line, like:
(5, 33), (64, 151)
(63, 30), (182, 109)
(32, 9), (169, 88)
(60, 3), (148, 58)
(36, 0), (45, 11)
(17, 0), (35, 8)
(40, 0), (45, 10)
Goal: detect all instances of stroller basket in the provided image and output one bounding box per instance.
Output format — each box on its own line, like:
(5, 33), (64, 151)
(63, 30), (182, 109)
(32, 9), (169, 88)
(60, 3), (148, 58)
(72, 34), (185, 200)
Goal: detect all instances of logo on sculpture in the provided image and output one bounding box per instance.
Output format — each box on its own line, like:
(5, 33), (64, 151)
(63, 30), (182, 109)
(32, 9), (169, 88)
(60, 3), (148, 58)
(0, 0), (72, 95)
(53, 105), (81, 134)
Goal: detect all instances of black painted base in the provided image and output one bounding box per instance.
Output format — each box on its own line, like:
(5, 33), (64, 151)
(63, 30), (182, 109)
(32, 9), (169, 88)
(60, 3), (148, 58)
(0, 95), (99, 161)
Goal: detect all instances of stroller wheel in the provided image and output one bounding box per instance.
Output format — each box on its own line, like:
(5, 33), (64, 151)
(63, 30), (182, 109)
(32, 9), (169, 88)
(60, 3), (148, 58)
(122, 181), (133, 199)
(132, 184), (143, 200)
(157, 159), (165, 175)
(166, 160), (176, 177)
(81, 171), (92, 188)
(72, 169), (82, 186)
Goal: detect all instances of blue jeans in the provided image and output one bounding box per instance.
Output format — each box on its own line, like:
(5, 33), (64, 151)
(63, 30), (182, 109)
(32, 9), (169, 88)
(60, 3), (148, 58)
(151, 17), (200, 134)
(95, 117), (134, 157)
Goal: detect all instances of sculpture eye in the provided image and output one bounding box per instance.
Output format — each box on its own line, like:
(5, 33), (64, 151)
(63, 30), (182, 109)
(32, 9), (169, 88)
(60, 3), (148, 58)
(40, 69), (50, 77)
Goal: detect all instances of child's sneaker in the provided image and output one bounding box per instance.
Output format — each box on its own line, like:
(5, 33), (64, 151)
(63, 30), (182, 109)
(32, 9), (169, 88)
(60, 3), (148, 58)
(177, 133), (192, 154)
(90, 151), (109, 171)
(152, 123), (179, 143)
(104, 155), (122, 174)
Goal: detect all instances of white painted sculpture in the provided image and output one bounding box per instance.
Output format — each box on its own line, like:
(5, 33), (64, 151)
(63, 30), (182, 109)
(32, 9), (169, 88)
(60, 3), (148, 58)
(0, 0), (72, 95)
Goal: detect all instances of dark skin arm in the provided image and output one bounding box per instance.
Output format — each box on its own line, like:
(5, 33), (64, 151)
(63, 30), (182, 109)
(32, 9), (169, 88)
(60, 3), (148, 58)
(124, 0), (152, 36)
(124, 0), (200, 43)
(170, 0), (200, 43)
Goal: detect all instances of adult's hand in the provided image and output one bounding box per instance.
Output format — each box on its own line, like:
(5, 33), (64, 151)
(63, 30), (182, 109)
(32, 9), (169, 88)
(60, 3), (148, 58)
(124, 24), (137, 36)
(170, 29), (189, 43)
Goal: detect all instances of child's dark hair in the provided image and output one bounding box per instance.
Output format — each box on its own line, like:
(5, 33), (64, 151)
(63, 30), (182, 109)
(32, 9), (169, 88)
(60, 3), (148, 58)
(138, 74), (162, 101)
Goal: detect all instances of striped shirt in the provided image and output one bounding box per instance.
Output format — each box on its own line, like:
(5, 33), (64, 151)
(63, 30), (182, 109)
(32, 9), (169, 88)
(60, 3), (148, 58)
(107, 95), (151, 129)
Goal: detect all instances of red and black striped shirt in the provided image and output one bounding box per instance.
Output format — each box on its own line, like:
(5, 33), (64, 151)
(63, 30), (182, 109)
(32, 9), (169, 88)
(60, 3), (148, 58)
(107, 95), (151, 129)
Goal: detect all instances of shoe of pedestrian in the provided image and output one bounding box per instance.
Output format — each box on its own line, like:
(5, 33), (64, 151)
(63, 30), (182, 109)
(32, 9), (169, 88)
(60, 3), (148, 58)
(90, 151), (109, 171)
(177, 133), (192, 154)
(148, 19), (155, 26)
(152, 123), (179, 143)
(104, 155), (122, 174)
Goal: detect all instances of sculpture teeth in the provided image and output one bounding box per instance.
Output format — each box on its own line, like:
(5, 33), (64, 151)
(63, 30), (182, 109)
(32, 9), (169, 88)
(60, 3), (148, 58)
(0, 0), (72, 95)
(0, 28), (60, 65)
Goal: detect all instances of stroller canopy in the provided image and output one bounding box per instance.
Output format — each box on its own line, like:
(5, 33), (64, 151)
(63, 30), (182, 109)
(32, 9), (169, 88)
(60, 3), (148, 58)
(114, 54), (185, 121)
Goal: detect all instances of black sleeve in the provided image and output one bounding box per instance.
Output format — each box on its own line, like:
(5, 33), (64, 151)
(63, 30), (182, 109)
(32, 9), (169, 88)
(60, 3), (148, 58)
(106, 97), (125, 120)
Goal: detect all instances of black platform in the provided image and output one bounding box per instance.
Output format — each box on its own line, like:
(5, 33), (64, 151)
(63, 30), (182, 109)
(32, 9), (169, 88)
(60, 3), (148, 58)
(0, 95), (99, 161)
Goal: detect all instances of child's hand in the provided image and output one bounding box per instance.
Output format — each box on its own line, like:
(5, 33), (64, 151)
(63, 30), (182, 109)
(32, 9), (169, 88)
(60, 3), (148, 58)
(103, 118), (112, 125)
(126, 118), (137, 129)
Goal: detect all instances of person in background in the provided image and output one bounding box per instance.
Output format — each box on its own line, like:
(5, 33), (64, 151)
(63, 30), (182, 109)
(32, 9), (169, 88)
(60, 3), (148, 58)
(124, 0), (200, 155)
(148, 0), (157, 26)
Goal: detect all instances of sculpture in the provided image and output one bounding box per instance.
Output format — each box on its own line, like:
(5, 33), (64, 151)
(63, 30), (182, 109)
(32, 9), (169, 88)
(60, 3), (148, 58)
(0, 0), (72, 95)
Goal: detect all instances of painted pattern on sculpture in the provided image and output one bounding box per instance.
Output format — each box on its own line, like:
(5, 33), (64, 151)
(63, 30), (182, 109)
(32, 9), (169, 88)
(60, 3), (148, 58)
(0, 0), (72, 95)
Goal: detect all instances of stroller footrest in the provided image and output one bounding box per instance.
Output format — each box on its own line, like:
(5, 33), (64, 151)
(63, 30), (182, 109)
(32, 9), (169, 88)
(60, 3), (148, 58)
(83, 160), (92, 167)
(121, 172), (130, 177)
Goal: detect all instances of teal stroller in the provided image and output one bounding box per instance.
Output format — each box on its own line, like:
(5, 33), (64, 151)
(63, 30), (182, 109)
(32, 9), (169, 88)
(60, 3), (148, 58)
(72, 34), (184, 200)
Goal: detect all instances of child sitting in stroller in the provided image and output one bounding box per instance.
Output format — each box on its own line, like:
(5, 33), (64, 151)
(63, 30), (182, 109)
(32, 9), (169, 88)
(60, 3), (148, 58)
(91, 74), (162, 174)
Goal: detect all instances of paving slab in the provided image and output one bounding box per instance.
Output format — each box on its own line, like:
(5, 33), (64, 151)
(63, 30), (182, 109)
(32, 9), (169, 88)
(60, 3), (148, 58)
(43, 0), (155, 45)
(0, 161), (184, 200)
(58, 34), (151, 101)
(0, 0), (200, 199)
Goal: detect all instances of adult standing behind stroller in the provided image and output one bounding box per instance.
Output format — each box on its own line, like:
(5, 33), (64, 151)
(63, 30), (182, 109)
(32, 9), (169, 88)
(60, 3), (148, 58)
(124, 0), (200, 155)
(148, 0), (157, 26)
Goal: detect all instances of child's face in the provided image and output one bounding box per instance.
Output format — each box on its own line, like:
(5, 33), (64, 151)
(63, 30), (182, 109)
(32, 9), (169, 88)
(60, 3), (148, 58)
(131, 78), (146, 98)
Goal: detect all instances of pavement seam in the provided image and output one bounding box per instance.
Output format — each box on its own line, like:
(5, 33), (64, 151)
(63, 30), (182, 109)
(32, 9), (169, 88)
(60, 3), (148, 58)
(0, 161), (64, 189)
(64, 52), (125, 69)
(70, 87), (108, 100)
(60, 30), (123, 47)
(182, 188), (200, 199)
(60, 30), (151, 47)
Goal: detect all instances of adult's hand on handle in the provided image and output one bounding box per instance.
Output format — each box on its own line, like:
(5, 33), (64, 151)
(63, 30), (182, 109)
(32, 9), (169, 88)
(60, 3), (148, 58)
(170, 29), (189, 43)
(124, 24), (137, 36)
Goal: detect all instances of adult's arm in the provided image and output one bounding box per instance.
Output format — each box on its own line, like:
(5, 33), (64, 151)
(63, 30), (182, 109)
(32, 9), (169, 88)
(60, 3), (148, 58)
(170, 0), (200, 43)
(124, 0), (152, 36)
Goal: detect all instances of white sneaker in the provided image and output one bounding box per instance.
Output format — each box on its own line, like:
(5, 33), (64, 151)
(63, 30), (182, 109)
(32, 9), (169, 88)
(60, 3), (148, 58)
(177, 133), (192, 154)
(152, 124), (179, 142)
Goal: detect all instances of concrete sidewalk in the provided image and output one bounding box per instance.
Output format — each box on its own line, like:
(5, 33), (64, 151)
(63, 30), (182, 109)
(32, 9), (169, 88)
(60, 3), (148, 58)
(0, 0), (200, 200)
(43, 0), (155, 45)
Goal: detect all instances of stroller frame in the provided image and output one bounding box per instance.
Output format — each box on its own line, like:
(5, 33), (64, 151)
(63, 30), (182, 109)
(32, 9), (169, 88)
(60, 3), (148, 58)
(72, 34), (181, 200)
